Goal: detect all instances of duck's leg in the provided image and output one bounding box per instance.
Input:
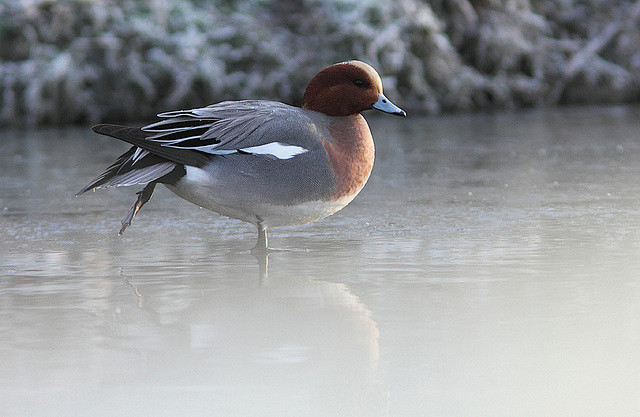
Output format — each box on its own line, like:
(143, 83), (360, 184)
(252, 223), (268, 252)
(119, 183), (156, 235)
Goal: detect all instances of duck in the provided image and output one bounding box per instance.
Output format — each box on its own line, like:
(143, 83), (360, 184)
(77, 60), (406, 250)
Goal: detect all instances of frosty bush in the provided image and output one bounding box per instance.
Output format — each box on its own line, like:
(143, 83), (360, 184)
(1, 0), (639, 125)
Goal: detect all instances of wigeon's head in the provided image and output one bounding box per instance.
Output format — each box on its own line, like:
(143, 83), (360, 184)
(302, 60), (406, 117)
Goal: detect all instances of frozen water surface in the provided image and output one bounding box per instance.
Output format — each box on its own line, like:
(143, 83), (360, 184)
(2, 107), (640, 416)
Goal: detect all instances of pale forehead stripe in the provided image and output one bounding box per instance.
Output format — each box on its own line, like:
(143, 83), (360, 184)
(344, 60), (383, 91)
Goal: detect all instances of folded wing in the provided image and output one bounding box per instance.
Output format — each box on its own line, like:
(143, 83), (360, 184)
(78, 101), (316, 195)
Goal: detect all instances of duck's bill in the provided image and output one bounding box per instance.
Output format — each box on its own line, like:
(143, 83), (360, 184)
(372, 93), (406, 117)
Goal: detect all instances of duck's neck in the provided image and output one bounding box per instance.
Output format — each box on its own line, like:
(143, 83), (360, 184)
(322, 115), (375, 200)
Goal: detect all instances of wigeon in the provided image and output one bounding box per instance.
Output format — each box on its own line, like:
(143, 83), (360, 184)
(77, 60), (406, 250)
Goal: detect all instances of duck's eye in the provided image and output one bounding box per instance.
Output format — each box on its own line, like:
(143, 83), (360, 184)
(352, 79), (366, 88)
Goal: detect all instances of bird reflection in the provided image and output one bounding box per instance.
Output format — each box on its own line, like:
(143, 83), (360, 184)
(115, 257), (386, 416)
(251, 248), (269, 283)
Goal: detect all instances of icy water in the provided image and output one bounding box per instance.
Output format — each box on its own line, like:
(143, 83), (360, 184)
(2, 107), (640, 417)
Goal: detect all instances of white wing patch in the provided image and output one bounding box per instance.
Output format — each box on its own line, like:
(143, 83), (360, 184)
(237, 142), (309, 159)
(173, 142), (309, 160)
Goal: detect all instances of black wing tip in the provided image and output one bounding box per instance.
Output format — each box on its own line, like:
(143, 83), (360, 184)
(75, 189), (89, 197)
(76, 179), (98, 196)
(75, 183), (99, 197)
(91, 123), (115, 132)
(91, 124), (106, 134)
(92, 123), (134, 135)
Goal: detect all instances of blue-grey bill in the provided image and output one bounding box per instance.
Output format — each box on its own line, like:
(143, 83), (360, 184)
(372, 93), (406, 117)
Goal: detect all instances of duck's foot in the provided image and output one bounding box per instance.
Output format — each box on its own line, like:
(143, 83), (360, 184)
(249, 227), (292, 253)
(249, 226), (307, 254)
(119, 183), (156, 235)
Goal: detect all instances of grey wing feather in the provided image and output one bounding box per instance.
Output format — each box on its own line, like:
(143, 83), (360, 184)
(97, 162), (176, 188)
(76, 146), (176, 196)
(141, 100), (315, 153)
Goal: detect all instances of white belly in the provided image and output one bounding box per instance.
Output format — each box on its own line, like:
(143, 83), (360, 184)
(165, 167), (358, 227)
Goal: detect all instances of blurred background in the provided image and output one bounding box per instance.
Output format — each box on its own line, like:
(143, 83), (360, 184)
(2, 0), (640, 125)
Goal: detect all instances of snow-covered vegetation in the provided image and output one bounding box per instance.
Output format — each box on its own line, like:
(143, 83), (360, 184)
(1, 0), (639, 125)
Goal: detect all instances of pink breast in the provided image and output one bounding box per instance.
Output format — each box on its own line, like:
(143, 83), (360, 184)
(322, 115), (375, 200)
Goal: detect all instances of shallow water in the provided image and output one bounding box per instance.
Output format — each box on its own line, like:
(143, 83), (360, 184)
(2, 107), (640, 416)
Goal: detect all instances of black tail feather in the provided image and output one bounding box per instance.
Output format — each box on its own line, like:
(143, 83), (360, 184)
(75, 147), (178, 196)
(91, 124), (210, 167)
(76, 124), (203, 196)
(76, 146), (137, 195)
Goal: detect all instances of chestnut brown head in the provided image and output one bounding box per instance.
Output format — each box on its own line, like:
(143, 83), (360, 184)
(302, 61), (405, 117)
